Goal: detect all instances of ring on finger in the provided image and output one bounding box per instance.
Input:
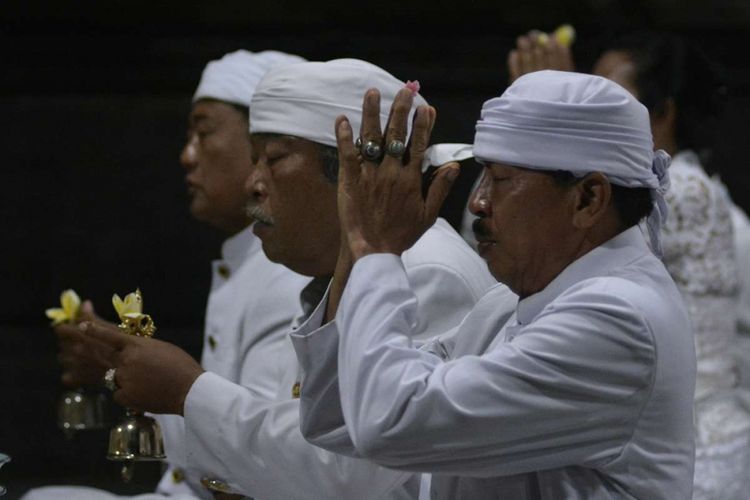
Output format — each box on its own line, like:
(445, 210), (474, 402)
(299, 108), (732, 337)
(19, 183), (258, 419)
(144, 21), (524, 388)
(386, 140), (406, 158)
(103, 367), (119, 392)
(361, 140), (383, 162)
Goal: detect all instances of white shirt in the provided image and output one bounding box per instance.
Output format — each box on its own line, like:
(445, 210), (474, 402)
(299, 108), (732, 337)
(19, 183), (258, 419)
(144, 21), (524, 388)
(155, 226), (309, 498)
(293, 226), (696, 499)
(180, 218), (499, 499)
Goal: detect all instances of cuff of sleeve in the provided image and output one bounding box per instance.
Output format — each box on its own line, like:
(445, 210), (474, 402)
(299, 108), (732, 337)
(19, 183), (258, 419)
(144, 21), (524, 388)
(339, 253), (411, 329)
(348, 253), (408, 295)
(290, 319), (340, 379)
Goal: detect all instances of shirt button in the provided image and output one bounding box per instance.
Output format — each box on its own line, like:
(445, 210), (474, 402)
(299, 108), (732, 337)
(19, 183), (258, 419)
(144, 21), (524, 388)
(208, 335), (218, 350)
(292, 382), (301, 399)
(217, 264), (231, 279)
(172, 468), (185, 483)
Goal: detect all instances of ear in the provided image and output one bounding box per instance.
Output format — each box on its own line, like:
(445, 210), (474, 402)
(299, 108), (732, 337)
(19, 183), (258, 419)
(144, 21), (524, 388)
(571, 172), (611, 229)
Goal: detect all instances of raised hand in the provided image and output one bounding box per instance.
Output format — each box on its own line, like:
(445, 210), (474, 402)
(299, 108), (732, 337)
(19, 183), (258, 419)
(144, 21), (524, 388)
(507, 29), (575, 83)
(334, 86), (459, 260)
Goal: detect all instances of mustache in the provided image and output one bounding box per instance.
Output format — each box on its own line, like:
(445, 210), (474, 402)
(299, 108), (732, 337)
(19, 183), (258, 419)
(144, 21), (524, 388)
(245, 202), (274, 225)
(472, 218), (491, 240)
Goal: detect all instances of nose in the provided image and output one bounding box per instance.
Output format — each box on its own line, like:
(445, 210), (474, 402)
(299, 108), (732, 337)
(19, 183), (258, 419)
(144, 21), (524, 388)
(468, 170), (491, 217)
(180, 136), (198, 170)
(245, 163), (268, 203)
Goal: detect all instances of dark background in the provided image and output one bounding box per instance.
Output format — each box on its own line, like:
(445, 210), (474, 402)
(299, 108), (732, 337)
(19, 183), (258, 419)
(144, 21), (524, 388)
(2, 1), (749, 497)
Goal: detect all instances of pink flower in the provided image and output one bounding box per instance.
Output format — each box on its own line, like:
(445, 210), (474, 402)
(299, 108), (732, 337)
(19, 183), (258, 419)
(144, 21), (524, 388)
(405, 80), (421, 95)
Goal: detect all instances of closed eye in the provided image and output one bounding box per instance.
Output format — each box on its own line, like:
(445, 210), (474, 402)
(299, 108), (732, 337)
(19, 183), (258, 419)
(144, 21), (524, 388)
(196, 127), (215, 139)
(267, 154), (288, 166)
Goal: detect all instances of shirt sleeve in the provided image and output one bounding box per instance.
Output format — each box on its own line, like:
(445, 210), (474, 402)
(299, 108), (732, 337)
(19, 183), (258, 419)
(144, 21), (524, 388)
(324, 253), (656, 477)
(404, 260), (488, 339)
(291, 257), (484, 456)
(235, 298), (299, 400)
(182, 370), (413, 500)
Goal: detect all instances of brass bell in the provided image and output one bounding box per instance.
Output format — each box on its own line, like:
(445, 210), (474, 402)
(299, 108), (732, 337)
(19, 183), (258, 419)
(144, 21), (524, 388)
(57, 388), (109, 438)
(106, 289), (166, 482)
(107, 409), (165, 482)
(0, 452), (10, 497)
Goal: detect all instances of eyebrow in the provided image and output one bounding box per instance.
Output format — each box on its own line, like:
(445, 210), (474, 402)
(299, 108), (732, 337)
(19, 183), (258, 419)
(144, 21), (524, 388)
(255, 133), (301, 145)
(189, 112), (213, 126)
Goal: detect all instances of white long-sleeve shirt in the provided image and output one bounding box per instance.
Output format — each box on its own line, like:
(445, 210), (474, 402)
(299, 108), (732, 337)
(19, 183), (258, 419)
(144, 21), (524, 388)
(180, 218), (500, 499)
(294, 226), (697, 499)
(155, 226), (309, 498)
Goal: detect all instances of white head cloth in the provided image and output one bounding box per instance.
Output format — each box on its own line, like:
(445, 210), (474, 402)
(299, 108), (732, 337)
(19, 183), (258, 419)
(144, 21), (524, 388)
(250, 58), (429, 150)
(193, 50), (306, 107)
(473, 70), (671, 256)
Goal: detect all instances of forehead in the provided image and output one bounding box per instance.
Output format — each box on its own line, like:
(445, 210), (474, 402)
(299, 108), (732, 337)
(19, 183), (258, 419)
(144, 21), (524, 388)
(483, 162), (567, 190)
(189, 99), (246, 123)
(251, 133), (319, 153)
(484, 162), (533, 175)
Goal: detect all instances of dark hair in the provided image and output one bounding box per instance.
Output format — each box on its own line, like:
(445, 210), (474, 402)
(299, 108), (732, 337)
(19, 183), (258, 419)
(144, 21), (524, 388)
(548, 170), (652, 230)
(611, 185), (653, 229)
(317, 143), (339, 184)
(603, 33), (727, 156)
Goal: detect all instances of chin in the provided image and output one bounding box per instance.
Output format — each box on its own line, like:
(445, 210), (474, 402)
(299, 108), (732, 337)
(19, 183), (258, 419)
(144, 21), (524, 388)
(485, 259), (510, 286)
(189, 199), (209, 220)
(258, 239), (278, 260)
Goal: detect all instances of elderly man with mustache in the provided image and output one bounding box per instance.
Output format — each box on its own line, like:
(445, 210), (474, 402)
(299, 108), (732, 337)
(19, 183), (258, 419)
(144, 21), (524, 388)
(293, 71), (697, 499)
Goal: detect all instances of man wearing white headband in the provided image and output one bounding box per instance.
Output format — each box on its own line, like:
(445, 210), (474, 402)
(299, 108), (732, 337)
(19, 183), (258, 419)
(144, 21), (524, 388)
(293, 70), (696, 498)
(81, 58), (500, 499)
(24, 50), (309, 500)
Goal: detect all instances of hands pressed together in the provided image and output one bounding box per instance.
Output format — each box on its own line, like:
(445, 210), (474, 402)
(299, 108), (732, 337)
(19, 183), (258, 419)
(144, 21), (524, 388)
(335, 86), (459, 261)
(507, 29), (575, 82)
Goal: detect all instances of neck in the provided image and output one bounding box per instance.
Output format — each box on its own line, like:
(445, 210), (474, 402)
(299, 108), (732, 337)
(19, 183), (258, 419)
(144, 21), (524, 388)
(516, 220), (621, 299)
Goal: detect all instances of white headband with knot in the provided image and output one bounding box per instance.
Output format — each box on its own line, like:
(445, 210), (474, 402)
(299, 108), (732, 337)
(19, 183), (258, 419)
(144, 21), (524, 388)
(249, 58), (429, 150)
(193, 50), (306, 107)
(473, 70), (671, 256)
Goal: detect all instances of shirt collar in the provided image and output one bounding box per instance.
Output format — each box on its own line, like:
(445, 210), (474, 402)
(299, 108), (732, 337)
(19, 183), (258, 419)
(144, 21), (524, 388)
(298, 276), (331, 320)
(516, 226), (650, 325)
(218, 225), (260, 274)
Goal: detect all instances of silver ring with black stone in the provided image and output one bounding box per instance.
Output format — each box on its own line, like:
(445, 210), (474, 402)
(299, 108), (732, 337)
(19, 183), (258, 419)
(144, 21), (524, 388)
(386, 140), (406, 158)
(361, 140), (383, 162)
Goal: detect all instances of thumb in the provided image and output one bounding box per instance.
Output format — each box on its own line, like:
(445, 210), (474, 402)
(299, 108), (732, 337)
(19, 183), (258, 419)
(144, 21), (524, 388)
(425, 163), (460, 222)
